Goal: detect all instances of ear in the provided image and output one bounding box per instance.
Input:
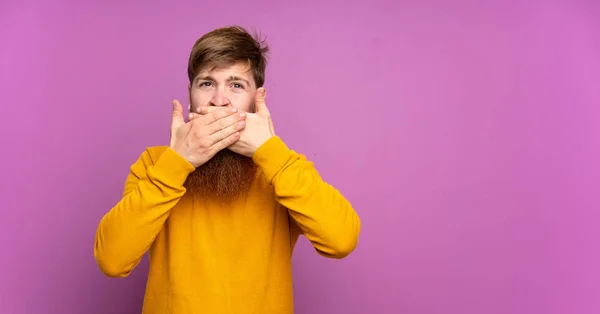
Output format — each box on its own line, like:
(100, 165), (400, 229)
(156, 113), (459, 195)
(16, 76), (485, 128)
(187, 84), (192, 111)
(254, 87), (269, 116)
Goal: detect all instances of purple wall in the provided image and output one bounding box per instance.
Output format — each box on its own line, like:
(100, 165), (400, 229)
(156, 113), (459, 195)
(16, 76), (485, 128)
(1, 1), (599, 313)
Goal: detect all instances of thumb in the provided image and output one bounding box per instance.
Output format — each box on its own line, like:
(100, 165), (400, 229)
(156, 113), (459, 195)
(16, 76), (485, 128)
(254, 88), (270, 115)
(171, 99), (185, 129)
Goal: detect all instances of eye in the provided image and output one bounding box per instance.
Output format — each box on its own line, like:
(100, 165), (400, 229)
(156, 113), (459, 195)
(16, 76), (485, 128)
(232, 83), (244, 89)
(199, 82), (213, 87)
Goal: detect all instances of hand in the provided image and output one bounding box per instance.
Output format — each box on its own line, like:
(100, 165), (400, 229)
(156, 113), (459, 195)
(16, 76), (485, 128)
(169, 99), (247, 167)
(190, 88), (275, 158)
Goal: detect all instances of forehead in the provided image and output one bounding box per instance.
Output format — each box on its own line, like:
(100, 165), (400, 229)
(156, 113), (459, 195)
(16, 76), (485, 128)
(196, 61), (253, 80)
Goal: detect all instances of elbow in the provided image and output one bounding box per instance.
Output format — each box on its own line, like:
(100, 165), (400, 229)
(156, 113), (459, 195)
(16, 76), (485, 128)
(95, 253), (133, 278)
(326, 205), (361, 259)
(94, 242), (133, 278)
(329, 237), (359, 259)
(316, 236), (358, 259)
(333, 213), (361, 258)
(318, 224), (361, 259)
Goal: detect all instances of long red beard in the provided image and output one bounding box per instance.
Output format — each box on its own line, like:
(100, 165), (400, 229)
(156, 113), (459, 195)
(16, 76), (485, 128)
(183, 149), (257, 203)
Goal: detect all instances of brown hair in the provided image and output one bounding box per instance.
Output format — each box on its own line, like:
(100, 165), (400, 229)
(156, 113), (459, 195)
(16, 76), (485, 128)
(187, 25), (269, 87)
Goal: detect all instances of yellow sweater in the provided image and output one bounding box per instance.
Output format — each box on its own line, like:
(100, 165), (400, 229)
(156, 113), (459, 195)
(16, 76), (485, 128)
(94, 136), (361, 314)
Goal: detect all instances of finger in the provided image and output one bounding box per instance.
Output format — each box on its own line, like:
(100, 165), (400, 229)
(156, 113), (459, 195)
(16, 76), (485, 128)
(198, 107), (243, 127)
(171, 100), (185, 129)
(205, 112), (246, 135)
(188, 108), (216, 120)
(188, 111), (219, 121)
(254, 87), (270, 116)
(211, 131), (241, 152)
(196, 106), (229, 115)
(209, 118), (246, 144)
(197, 106), (236, 120)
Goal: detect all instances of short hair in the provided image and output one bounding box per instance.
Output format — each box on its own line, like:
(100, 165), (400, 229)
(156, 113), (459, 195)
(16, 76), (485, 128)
(187, 25), (269, 87)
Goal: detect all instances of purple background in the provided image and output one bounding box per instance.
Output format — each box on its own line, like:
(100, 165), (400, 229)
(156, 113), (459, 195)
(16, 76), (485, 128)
(1, 1), (599, 313)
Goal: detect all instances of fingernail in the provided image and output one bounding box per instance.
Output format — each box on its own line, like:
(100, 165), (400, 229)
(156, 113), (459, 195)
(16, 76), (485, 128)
(232, 107), (238, 112)
(239, 112), (246, 118)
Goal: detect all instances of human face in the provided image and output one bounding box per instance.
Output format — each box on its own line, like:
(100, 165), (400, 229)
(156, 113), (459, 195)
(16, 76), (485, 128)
(188, 61), (257, 113)
(184, 61), (258, 202)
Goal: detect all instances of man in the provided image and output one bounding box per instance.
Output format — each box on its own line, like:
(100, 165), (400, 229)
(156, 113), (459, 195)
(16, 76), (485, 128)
(94, 25), (361, 314)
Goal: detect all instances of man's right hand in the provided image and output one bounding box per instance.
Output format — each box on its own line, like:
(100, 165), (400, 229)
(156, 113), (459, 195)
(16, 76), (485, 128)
(169, 100), (247, 168)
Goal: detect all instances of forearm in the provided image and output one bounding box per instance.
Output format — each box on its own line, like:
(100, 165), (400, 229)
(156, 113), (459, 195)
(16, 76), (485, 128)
(282, 174), (361, 258)
(252, 137), (361, 258)
(94, 147), (195, 277)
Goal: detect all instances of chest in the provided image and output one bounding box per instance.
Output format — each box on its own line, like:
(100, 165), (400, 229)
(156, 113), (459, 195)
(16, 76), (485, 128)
(163, 180), (293, 254)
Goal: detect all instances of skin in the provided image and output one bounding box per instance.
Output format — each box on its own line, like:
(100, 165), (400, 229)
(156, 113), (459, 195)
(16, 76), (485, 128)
(170, 61), (275, 167)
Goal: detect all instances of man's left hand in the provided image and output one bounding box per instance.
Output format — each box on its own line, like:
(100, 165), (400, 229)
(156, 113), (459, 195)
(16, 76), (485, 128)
(192, 87), (275, 157)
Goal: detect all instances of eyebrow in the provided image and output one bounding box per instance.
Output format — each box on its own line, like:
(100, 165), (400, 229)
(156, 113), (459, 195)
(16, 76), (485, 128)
(195, 75), (251, 86)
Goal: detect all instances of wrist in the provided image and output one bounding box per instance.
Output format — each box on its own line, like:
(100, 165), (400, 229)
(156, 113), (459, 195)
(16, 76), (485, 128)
(251, 134), (275, 157)
(251, 136), (293, 183)
(169, 145), (198, 168)
(154, 147), (197, 183)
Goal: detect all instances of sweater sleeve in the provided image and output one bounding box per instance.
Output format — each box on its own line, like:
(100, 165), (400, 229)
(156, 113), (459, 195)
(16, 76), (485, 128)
(93, 147), (196, 277)
(252, 136), (361, 259)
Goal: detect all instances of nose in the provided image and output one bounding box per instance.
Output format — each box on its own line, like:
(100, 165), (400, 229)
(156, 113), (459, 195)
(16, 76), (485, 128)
(210, 95), (231, 107)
